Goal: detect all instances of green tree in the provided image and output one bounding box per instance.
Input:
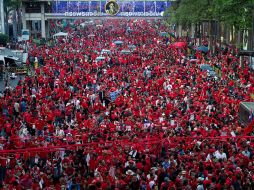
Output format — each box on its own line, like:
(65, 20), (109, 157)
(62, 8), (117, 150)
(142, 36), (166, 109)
(212, 0), (252, 30)
(164, 0), (214, 27)
(0, 33), (9, 46)
(164, 0), (253, 48)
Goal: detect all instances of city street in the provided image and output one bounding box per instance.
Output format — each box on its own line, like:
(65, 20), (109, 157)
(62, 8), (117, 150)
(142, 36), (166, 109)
(0, 75), (24, 92)
(0, 0), (253, 189)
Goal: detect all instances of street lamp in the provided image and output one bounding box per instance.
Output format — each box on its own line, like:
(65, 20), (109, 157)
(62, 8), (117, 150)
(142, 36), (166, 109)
(4, 61), (9, 88)
(0, 0), (5, 34)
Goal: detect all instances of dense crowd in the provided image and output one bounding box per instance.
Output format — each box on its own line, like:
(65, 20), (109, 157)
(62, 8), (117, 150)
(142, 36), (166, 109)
(0, 19), (254, 190)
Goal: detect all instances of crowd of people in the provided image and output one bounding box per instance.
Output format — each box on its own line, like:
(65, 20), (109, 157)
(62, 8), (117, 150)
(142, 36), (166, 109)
(0, 19), (254, 190)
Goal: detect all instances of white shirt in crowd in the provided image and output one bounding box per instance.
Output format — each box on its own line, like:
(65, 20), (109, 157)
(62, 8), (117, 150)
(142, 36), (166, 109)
(214, 150), (227, 160)
(206, 105), (213, 115)
(147, 173), (158, 181)
(75, 99), (81, 110)
(14, 102), (20, 112)
(56, 128), (65, 137)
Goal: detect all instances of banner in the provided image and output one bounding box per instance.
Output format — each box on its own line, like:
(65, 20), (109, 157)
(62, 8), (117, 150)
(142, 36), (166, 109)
(64, 11), (162, 17)
(51, 0), (171, 17)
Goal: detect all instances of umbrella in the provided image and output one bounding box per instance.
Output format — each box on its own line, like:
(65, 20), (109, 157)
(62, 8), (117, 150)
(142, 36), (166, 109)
(160, 32), (168, 37)
(114, 40), (124, 45)
(95, 56), (105, 62)
(200, 64), (213, 71)
(101, 49), (111, 55)
(196, 46), (209, 53)
(173, 42), (187, 49)
(200, 64), (217, 77)
(121, 50), (131, 54)
(128, 45), (136, 50)
(88, 34), (95, 38)
(53, 32), (68, 38)
(169, 32), (176, 38)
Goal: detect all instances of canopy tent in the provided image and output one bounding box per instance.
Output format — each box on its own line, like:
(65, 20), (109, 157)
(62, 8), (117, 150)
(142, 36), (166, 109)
(53, 32), (68, 38)
(238, 50), (254, 56)
(5, 55), (19, 62)
(0, 55), (19, 67)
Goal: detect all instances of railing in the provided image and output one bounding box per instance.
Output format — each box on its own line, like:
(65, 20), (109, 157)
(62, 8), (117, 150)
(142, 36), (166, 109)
(16, 66), (28, 75)
(1, 66), (28, 75)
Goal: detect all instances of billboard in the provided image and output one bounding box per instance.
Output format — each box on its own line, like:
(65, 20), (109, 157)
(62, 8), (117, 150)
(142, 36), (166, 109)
(51, 0), (171, 17)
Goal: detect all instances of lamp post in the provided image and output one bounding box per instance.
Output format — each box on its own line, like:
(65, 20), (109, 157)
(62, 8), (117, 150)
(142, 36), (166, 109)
(0, 0), (5, 34)
(252, 8), (254, 50)
(4, 62), (9, 88)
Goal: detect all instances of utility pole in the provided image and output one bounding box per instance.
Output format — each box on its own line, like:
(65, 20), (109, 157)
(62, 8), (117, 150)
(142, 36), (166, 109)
(252, 8), (254, 50)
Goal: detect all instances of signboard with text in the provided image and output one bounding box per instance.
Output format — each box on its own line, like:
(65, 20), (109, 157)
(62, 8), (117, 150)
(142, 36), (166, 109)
(51, 0), (171, 17)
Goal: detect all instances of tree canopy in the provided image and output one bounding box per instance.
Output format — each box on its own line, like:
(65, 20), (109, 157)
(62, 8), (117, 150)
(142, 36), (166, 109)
(4, 0), (21, 10)
(164, 0), (253, 31)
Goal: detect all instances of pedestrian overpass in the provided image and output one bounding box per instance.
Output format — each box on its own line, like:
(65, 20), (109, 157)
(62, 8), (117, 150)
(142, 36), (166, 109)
(21, 0), (173, 38)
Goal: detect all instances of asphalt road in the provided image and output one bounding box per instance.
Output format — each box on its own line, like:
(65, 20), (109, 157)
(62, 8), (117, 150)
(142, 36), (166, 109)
(0, 75), (25, 92)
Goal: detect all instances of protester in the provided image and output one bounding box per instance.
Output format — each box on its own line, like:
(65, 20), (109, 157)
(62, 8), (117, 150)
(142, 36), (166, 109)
(0, 19), (253, 190)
